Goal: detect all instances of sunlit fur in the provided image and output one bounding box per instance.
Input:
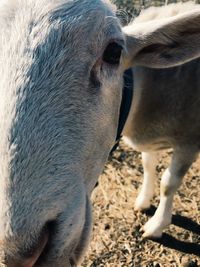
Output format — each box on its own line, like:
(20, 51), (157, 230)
(0, 0), (124, 265)
(123, 2), (200, 238)
(0, 0), (200, 266)
(133, 1), (200, 23)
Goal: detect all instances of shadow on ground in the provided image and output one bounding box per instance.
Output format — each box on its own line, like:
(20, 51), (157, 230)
(145, 206), (200, 257)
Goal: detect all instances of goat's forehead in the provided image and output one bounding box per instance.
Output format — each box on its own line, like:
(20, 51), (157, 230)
(49, 0), (121, 54)
(0, 0), (121, 55)
(52, 0), (118, 31)
(35, 0), (115, 16)
(102, 0), (117, 12)
(0, 0), (117, 28)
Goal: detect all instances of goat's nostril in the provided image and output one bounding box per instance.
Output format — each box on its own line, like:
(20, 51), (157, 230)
(23, 220), (57, 267)
(4, 220), (58, 267)
(6, 223), (50, 267)
(23, 231), (49, 267)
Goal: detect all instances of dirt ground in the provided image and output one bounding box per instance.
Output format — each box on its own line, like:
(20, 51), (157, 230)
(81, 141), (200, 267)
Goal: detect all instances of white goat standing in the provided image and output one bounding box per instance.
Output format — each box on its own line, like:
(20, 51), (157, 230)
(123, 2), (200, 239)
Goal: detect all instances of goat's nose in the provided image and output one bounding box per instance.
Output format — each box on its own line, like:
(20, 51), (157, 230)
(5, 230), (49, 267)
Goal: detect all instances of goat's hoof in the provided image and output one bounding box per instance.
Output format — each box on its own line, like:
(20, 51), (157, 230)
(142, 229), (163, 239)
(142, 218), (165, 239)
(134, 197), (151, 211)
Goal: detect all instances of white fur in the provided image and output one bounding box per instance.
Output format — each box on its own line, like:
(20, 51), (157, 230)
(123, 2), (200, 238)
(0, 0), (200, 265)
(135, 152), (158, 211)
(133, 1), (199, 24)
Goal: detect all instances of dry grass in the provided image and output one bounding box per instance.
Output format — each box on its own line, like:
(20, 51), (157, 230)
(82, 141), (200, 267)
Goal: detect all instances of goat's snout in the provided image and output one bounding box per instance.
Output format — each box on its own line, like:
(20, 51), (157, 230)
(4, 226), (49, 267)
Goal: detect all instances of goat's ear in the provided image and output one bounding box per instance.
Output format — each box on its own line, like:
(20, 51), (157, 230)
(122, 10), (200, 69)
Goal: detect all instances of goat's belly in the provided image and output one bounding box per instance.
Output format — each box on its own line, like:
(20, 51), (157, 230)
(122, 136), (171, 152)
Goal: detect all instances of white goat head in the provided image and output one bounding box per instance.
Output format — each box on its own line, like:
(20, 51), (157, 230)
(0, 0), (200, 266)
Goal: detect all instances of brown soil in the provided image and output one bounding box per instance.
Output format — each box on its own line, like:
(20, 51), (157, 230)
(81, 141), (200, 267)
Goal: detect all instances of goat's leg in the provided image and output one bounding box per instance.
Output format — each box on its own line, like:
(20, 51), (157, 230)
(142, 147), (197, 238)
(135, 151), (158, 211)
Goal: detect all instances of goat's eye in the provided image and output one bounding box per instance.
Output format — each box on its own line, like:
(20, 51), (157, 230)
(103, 42), (123, 65)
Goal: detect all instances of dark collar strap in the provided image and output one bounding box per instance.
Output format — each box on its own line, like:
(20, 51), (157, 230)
(110, 68), (134, 154)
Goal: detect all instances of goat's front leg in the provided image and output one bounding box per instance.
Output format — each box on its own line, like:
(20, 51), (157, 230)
(142, 147), (197, 238)
(135, 151), (158, 210)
